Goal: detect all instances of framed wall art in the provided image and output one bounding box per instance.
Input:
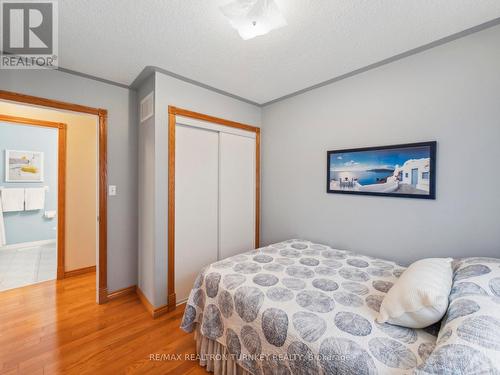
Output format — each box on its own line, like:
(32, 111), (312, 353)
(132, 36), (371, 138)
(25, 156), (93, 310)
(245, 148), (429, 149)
(327, 141), (436, 199)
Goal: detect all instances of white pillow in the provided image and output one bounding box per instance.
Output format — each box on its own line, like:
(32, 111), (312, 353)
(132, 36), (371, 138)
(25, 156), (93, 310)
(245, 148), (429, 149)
(377, 258), (453, 328)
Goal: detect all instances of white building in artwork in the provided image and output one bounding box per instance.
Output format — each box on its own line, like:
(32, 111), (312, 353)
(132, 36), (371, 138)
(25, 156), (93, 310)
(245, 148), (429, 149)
(393, 158), (431, 192)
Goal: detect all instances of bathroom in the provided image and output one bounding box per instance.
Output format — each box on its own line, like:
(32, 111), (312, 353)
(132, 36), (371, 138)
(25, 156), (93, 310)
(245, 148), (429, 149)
(0, 101), (98, 292)
(0, 122), (58, 291)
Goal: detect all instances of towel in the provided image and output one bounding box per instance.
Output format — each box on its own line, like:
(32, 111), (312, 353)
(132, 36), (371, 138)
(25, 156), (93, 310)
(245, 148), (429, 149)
(0, 199), (5, 247)
(0, 188), (25, 212)
(25, 188), (45, 211)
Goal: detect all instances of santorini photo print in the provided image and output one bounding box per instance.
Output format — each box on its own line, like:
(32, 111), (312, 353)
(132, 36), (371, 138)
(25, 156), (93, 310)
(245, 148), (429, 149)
(327, 141), (436, 199)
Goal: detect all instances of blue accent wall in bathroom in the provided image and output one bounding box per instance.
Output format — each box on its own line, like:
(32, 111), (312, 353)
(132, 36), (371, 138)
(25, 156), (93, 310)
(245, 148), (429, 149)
(0, 122), (58, 245)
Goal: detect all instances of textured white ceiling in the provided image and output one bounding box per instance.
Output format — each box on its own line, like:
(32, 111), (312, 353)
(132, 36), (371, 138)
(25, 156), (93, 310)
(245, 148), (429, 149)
(59, 0), (500, 104)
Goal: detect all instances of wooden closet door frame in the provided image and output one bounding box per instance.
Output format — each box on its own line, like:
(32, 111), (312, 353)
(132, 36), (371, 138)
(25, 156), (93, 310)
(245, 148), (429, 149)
(167, 106), (260, 311)
(0, 90), (109, 304)
(0, 114), (67, 281)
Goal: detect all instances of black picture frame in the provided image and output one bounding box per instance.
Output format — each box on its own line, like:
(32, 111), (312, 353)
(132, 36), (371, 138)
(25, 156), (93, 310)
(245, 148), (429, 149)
(327, 141), (436, 199)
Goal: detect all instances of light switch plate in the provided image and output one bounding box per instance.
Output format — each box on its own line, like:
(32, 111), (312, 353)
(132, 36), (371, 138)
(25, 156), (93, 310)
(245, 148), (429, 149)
(108, 185), (117, 196)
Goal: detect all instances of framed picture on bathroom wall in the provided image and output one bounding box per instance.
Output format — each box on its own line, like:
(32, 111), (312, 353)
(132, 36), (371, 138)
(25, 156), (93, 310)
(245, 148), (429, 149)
(327, 141), (436, 199)
(5, 149), (44, 182)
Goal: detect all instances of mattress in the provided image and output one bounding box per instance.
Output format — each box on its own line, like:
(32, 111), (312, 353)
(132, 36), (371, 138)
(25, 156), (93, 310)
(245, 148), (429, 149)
(181, 239), (439, 374)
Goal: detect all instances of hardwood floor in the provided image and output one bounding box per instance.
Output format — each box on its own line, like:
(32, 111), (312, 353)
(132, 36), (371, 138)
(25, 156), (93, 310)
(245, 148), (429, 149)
(0, 273), (208, 375)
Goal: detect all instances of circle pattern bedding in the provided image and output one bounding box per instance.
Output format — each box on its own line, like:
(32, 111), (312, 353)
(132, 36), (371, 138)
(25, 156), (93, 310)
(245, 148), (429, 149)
(181, 239), (444, 374)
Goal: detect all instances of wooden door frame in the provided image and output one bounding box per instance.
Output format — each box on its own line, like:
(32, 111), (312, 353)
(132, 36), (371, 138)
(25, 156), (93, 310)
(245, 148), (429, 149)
(0, 114), (67, 280)
(0, 90), (109, 304)
(167, 106), (260, 311)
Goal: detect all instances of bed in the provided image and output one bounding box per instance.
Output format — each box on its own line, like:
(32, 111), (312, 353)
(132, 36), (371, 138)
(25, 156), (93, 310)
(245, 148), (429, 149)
(180, 239), (445, 374)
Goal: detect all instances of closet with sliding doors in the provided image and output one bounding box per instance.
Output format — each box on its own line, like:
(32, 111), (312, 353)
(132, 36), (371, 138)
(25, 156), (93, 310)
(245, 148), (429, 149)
(169, 108), (260, 305)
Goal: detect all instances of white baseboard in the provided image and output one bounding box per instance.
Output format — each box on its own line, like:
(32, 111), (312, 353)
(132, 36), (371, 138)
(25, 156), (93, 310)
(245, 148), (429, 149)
(0, 239), (56, 250)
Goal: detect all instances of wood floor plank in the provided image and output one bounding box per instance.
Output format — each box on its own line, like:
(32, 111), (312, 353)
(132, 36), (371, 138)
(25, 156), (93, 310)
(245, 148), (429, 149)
(0, 273), (209, 375)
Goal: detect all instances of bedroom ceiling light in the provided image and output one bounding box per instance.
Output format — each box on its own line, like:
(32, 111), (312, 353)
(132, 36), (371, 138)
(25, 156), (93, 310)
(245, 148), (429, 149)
(219, 0), (286, 40)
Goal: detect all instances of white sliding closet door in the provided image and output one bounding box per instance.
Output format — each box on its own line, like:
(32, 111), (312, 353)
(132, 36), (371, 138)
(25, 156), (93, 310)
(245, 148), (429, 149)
(219, 132), (256, 259)
(175, 124), (219, 303)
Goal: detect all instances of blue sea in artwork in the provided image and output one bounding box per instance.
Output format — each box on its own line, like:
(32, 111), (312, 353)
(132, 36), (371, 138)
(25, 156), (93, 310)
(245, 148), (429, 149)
(331, 170), (394, 185)
(329, 145), (431, 186)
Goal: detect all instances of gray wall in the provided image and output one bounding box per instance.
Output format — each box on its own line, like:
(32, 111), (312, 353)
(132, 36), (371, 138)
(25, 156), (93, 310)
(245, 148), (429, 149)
(261, 25), (500, 265)
(152, 72), (261, 307)
(0, 69), (138, 292)
(136, 75), (155, 304)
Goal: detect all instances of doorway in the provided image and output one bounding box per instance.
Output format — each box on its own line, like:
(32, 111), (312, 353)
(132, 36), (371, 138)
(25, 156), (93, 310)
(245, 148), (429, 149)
(0, 90), (108, 304)
(411, 168), (419, 187)
(0, 115), (65, 290)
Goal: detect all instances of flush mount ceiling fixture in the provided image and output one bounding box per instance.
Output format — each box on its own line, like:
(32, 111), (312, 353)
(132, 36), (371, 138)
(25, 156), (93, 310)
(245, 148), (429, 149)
(219, 0), (287, 40)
